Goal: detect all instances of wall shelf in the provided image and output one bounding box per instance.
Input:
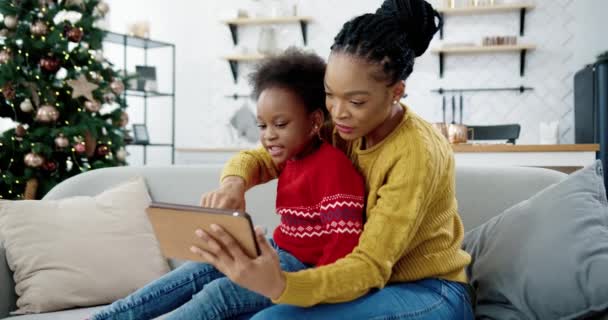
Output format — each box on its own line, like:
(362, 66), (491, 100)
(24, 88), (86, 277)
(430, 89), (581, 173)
(221, 16), (312, 46)
(104, 32), (176, 165)
(221, 54), (266, 83)
(431, 44), (536, 77)
(431, 86), (534, 94)
(437, 3), (535, 39)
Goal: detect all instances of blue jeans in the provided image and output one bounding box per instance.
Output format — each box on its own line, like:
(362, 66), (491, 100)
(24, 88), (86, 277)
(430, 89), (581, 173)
(250, 278), (474, 320)
(91, 239), (310, 320)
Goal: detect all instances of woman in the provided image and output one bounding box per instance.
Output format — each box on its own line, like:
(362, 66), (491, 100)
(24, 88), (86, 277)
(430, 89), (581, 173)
(196, 0), (474, 318)
(89, 49), (365, 320)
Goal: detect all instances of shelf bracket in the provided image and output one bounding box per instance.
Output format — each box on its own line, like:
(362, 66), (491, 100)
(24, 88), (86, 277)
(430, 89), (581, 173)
(439, 52), (444, 78)
(300, 21), (308, 45)
(228, 60), (239, 83)
(520, 49), (527, 77)
(439, 13), (444, 40)
(520, 8), (526, 36)
(228, 24), (238, 45)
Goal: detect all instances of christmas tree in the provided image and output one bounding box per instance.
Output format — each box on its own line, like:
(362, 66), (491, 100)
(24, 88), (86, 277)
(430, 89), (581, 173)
(0, 0), (129, 200)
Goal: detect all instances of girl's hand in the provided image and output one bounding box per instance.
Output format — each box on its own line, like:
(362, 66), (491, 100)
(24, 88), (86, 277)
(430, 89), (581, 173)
(190, 225), (286, 300)
(200, 176), (246, 210)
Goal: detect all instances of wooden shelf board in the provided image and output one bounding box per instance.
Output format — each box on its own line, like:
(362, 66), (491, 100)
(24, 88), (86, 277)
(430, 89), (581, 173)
(222, 16), (312, 25)
(436, 3), (535, 15)
(451, 144), (600, 153)
(177, 144), (600, 154)
(432, 44), (536, 54)
(221, 54), (266, 61)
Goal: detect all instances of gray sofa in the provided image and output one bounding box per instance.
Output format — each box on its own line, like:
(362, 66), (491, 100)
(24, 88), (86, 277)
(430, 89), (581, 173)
(0, 164), (596, 319)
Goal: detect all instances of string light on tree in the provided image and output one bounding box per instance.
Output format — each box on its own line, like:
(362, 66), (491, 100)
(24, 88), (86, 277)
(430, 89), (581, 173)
(0, 0), (129, 200)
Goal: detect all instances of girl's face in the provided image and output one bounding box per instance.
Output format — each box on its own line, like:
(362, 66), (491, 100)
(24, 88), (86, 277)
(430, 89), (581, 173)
(324, 52), (404, 142)
(256, 87), (322, 166)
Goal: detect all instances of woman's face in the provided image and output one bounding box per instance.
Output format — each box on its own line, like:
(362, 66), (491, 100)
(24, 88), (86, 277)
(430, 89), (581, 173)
(324, 52), (401, 141)
(256, 87), (320, 166)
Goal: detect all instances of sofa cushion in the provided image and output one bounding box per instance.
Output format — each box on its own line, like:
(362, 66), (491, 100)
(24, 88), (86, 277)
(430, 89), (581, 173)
(0, 177), (170, 314)
(462, 161), (608, 320)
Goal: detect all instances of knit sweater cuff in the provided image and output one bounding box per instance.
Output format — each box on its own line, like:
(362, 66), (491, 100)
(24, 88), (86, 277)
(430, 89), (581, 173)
(271, 271), (315, 306)
(220, 163), (253, 188)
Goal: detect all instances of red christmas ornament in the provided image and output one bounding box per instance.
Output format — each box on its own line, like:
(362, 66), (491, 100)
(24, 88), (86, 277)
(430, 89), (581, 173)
(40, 56), (60, 72)
(66, 27), (83, 42)
(15, 124), (26, 138)
(42, 161), (57, 172)
(74, 142), (86, 154)
(96, 144), (110, 156)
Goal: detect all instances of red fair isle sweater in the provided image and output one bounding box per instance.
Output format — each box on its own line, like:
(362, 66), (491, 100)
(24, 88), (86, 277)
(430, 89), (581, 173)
(273, 142), (365, 267)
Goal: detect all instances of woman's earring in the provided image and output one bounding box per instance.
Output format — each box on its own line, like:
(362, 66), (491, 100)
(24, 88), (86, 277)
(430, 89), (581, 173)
(313, 125), (322, 140)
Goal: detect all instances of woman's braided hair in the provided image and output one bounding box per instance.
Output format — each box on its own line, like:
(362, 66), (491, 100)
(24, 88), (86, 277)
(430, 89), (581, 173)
(331, 0), (442, 85)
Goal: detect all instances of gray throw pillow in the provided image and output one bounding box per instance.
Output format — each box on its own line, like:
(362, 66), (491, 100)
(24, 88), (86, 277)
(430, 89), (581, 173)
(462, 160), (608, 320)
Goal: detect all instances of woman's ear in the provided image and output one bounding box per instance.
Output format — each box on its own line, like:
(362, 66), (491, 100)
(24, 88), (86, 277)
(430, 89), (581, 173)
(310, 110), (324, 135)
(392, 81), (405, 103)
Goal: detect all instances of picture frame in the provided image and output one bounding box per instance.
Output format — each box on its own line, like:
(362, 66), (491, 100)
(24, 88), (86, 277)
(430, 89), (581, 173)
(135, 65), (158, 92)
(132, 123), (150, 145)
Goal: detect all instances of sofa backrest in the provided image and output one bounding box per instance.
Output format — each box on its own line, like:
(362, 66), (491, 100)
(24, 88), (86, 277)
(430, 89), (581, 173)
(43, 165), (281, 230)
(43, 164), (568, 232)
(455, 166), (566, 230)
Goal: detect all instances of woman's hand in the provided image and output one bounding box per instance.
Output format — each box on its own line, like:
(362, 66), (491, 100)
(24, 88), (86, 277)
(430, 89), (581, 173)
(200, 176), (246, 210)
(190, 225), (286, 300)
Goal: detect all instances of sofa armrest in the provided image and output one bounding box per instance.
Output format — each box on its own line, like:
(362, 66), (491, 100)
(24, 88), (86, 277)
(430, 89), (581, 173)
(0, 244), (17, 318)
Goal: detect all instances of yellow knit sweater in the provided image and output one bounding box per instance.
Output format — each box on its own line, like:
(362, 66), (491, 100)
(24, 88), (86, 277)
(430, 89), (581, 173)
(221, 105), (471, 307)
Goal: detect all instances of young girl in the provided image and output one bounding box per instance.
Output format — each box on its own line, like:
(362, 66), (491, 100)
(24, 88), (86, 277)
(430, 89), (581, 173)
(197, 0), (475, 319)
(89, 48), (365, 320)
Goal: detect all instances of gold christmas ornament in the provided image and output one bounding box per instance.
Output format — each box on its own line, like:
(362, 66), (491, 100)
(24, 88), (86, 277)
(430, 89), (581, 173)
(84, 99), (101, 112)
(30, 21), (48, 36)
(35, 104), (60, 123)
(96, 1), (110, 16)
(74, 142), (86, 154)
(20, 98), (34, 112)
(0, 29), (9, 37)
(67, 74), (99, 101)
(3, 16), (17, 29)
(64, 0), (85, 9)
(0, 49), (11, 64)
(1, 82), (15, 100)
(119, 111), (129, 127)
(110, 79), (125, 95)
(24, 153), (44, 168)
(116, 147), (127, 161)
(54, 134), (69, 148)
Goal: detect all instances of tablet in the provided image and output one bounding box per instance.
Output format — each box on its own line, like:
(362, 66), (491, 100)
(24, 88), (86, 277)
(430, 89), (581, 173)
(146, 202), (260, 262)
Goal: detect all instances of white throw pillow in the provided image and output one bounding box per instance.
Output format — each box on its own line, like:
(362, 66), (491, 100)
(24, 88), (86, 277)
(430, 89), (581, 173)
(0, 177), (170, 314)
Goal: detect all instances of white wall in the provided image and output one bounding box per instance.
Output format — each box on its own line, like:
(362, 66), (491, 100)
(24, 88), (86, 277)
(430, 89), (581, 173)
(3, 0), (607, 165)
